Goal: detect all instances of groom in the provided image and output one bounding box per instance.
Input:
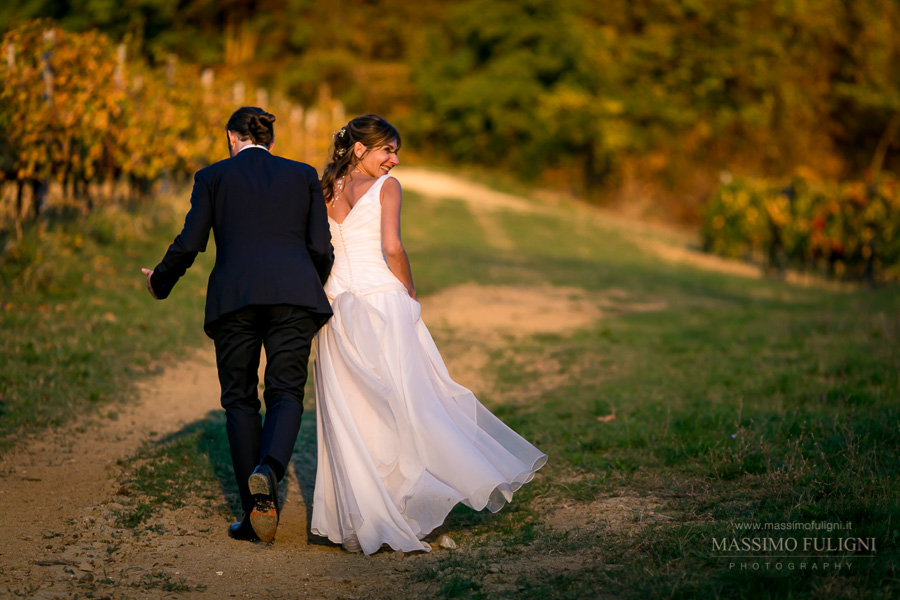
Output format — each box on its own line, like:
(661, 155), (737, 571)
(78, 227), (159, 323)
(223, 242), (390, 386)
(141, 106), (334, 542)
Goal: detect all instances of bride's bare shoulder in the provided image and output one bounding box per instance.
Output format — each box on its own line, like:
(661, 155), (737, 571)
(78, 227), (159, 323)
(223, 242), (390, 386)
(380, 175), (402, 204)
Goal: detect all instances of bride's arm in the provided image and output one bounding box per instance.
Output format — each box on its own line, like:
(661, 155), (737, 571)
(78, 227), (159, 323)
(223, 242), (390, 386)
(380, 177), (417, 300)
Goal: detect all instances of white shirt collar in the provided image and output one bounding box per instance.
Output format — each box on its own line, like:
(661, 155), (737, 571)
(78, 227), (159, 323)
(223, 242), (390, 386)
(238, 144), (269, 153)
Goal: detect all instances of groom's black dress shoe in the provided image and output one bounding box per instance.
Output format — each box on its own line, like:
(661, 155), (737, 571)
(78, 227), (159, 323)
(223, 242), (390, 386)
(227, 517), (259, 542)
(248, 464), (280, 543)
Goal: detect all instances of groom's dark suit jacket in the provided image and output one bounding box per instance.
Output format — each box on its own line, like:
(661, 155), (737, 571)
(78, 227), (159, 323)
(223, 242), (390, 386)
(150, 147), (334, 336)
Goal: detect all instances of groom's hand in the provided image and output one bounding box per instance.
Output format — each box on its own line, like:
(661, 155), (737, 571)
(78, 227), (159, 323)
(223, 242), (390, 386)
(141, 268), (158, 299)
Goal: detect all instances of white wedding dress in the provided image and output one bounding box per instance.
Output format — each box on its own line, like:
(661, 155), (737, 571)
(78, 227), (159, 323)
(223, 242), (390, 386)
(310, 174), (547, 555)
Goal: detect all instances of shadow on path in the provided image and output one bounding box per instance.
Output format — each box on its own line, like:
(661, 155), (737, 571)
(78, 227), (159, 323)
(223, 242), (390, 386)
(148, 406), (339, 548)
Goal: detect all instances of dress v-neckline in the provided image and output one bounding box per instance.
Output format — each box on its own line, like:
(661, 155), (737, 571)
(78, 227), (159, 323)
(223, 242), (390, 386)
(329, 174), (388, 226)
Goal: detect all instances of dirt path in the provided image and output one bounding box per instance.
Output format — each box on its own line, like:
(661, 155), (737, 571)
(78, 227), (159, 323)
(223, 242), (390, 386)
(0, 343), (441, 599)
(0, 168), (680, 599)
(1, 281), (625, 599)
(395, 166), (771, 279)
(394, 167), (535, 251)
(393, 168), (538, 214)
(0, 288), (618, 599)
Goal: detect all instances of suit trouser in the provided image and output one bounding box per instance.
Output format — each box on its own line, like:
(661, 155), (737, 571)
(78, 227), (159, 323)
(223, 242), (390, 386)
(212, 304), (318, 515)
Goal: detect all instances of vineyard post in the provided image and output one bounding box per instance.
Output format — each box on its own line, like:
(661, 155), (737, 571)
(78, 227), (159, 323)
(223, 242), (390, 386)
(290, 104), (304, 163)
(304, 108), (318, 165)
(115, 44), (126, 89)
(15, 184), (24, 241)
(166, 54), (177, 86)
(41, 29), (55, 104)
(201, 68), (214, 104)
(256, 87), (268, 111)
(333, 101), (345, 131)
(35, 29), (55, 223)
(5, 42), (19, 238)
(110, 44), (126, 202)
(233, 80), (246, 105)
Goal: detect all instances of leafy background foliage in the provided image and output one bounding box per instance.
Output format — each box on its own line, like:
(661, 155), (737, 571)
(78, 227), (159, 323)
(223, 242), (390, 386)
(2, 0), (898, 193)
(1, 0), (899, 279)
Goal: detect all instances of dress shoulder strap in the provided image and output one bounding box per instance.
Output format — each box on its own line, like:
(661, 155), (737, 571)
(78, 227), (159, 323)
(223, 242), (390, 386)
(368, 174), (391, 201)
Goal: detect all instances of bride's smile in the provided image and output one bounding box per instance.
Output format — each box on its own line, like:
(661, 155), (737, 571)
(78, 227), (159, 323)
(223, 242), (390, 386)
(356, 139), (399, 177)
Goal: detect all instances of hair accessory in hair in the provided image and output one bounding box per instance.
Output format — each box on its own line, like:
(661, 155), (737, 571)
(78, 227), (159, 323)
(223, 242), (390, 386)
(335, 147), (346, 157)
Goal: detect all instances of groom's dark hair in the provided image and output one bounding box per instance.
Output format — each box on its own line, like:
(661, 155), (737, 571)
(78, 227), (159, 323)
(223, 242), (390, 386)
(226, 106), (275, 147)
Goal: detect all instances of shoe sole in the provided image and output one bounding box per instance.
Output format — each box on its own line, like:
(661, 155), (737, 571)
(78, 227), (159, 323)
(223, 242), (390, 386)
(248, 471), (272, 497)
(248, 472), (278, 543)
(249, 505), (277, 543)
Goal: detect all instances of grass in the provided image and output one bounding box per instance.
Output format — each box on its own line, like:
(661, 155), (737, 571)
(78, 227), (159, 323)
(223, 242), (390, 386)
(127, 572), (207, 593)
(398, 193), (900, 598)
(3, 177), (899, 598)
(114, 413), (234, 529)
(0, 196), (214, 449)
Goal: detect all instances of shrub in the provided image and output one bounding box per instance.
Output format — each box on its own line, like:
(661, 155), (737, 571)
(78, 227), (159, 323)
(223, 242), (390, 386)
(702, 175), (900, 284)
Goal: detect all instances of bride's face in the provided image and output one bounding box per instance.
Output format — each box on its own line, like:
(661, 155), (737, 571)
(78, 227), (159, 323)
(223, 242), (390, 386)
(355, 139), (399, 177)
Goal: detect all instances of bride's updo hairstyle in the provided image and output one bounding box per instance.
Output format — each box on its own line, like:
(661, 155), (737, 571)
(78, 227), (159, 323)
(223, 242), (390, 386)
(322, 114), (401, 203)
(226, 106), (276, 148)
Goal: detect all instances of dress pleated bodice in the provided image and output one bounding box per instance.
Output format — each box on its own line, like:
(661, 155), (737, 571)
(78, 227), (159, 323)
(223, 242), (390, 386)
(324, 175), (407, 299)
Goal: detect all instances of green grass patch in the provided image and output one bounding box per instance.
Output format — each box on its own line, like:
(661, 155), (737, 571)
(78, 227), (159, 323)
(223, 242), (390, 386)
(5, 179), (898, 598)
(397, 191), (900, 599)
(0, 195), (214, 449)
(115, 413), (234, 529)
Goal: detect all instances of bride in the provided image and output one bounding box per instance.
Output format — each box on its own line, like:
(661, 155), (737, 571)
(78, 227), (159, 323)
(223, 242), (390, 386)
(310, 114), (547, 554)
